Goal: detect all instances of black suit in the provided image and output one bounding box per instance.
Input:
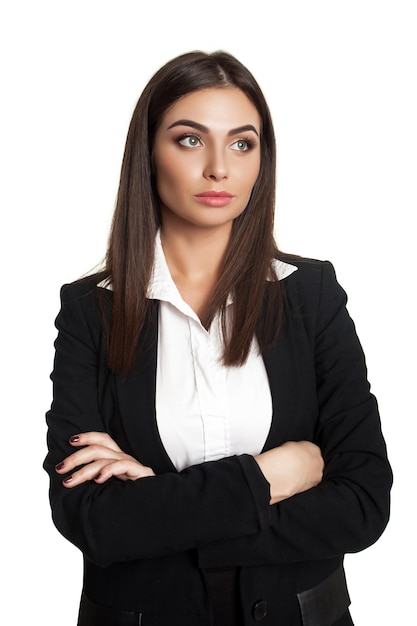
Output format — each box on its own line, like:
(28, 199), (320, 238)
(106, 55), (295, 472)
(44, 258), (392, 625)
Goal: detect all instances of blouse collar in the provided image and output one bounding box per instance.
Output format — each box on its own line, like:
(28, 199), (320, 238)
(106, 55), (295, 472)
(98, 231), (298, 304)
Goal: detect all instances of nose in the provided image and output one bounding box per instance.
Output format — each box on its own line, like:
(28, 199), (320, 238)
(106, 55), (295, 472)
(203, 147), (229, 181)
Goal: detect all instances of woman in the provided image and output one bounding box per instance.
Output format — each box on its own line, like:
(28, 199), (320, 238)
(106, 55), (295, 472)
(44, 51), (392, 625)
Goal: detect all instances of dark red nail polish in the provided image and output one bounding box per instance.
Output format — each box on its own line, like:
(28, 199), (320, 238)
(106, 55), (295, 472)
(55, 462), (65, 471)
(63, 475), (73, 484)
(69, 435), (80, 443)
(94, 473), (102, 481)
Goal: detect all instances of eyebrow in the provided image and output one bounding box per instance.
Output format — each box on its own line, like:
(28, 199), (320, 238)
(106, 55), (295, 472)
(166, 119), (259, 137)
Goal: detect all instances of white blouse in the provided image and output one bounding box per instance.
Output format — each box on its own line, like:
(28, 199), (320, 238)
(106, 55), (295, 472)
(147, 234), (298, 472)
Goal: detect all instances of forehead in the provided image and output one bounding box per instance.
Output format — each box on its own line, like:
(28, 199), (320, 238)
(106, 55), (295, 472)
(160, 87), (261, 131)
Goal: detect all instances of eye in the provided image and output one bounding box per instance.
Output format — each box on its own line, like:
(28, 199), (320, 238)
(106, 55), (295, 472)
(230, 139), (253, 152)
(177, 134), (202, 148)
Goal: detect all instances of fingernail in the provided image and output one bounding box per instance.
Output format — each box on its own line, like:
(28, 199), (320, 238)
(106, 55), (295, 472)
(63, 475), (73, 484)
(69, 435), (80, 443)
(94, 473), (101, 481)
(55, 462), (65, 471)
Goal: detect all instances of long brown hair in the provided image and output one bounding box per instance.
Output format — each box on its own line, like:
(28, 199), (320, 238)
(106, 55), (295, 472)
(104, 51), (283, 374)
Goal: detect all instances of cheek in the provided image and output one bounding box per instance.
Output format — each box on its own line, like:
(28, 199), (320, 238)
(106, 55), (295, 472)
(240, 157), (261, 193)
(154, 153), (196, 198)
(251, 163), (261, 188)
(154, 155), (177, 194)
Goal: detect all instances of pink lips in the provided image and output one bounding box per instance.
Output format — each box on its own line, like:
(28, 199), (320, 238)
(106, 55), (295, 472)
(194, 190), (235, 207)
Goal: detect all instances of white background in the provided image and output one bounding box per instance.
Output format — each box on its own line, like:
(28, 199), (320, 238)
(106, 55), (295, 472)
(1, 1), (415, 623)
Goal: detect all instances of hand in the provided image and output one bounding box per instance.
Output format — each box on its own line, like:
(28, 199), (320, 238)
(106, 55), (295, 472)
(255, 441), (324, 505)
(55, 432), (155, 488)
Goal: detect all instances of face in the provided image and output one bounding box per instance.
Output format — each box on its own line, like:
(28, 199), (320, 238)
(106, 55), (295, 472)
(152, 87), (261, 234)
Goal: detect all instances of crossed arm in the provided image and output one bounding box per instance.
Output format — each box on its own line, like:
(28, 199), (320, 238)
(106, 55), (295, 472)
(55, 432), (324, 505)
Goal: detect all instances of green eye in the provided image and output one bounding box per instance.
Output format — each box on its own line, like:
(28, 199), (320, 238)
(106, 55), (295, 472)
(231, 139), (250, 152)
(178, 134), (201, 148)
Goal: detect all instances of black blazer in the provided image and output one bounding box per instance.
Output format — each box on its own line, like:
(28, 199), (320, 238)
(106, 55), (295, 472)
(44, 258), (392, 626)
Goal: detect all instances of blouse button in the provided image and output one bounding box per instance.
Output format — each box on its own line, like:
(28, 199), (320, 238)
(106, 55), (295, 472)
(252, 599), (268, 621)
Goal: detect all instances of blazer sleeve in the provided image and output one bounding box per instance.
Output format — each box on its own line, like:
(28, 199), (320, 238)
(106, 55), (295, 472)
(198, 261), (393, 567)
(43, 282), (271, 568)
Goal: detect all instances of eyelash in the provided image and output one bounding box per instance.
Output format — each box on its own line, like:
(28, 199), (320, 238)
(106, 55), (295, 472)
(175, 133), (255, 152)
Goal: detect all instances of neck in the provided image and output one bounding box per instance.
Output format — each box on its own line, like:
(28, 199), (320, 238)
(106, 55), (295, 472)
(160, 218), (232, 319)
(160, 221), (231, 281)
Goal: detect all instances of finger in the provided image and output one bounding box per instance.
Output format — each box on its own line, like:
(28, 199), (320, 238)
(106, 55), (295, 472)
(68, 432), (123, 452)
(55, 443), (124, 474)
(95, 459), (155, 483)
(62, 458), (115, 488)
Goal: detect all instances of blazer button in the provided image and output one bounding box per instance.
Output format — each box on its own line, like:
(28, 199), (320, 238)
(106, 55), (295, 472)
(252, 600), (268, 621)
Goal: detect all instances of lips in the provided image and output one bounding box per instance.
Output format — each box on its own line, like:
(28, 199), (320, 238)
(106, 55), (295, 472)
(194, 190), (235, 207)
(196, 191), (234, 198)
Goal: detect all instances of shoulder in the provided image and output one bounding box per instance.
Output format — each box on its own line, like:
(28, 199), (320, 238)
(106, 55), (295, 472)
(276, 252), (338, 288)
(56, 273), (112, 337)
(274, 253), (346, 318)
(277, 252), (332, 272)
(59, 272), (111, 306)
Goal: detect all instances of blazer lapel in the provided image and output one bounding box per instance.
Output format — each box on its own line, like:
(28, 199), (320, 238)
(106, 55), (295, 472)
(262, 323), (300, 450)
(261, 284), (315, 450)
(115, 301), (178, 474)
